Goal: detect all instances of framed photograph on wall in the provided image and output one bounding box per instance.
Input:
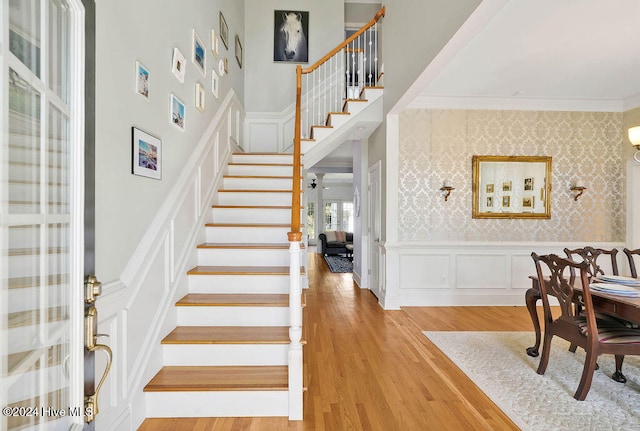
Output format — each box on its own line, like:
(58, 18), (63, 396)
(220, 11), (228, 49)
(502, 181), (512, 192)
(195, 82), (205, 112)
(193, 29), (206, 77)
(170, 93), (185, 131)
(211, 29), (219, 56)
(171, 47), (186, 83)
(485, 183), (494, 193)
(502, 195), (511, 208)
(523, 196), (534, 208)
(524, 177), (534, 191)
(235, 35), (242, 68)
(211, 70), (219, 98)
(132, 127), (161, 179)
(135, 61), (149, 98)
(274, 10), (309, 62)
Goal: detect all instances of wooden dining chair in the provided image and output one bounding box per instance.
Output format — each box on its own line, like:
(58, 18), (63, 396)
(564, 246), (619, 278)
(532, 252), (640, 400)
(624, 248), (640, 278)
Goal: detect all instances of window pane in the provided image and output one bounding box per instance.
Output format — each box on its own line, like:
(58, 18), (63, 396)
(48, 105), (70, 214)
(324, 202), (338, 231)
(342, 202), (353, 232)
(48, 0), (70, 102)
(306, 202), (315, 239)
(9, 0), (42, 77)
(8, 68), (42, 214)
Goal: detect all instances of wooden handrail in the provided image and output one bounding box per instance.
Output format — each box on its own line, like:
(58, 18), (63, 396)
(289, 6), (385, 240)
(301, 6), (385, 75)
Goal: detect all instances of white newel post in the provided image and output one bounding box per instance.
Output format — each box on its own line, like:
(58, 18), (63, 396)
(288, 239), (303, 420)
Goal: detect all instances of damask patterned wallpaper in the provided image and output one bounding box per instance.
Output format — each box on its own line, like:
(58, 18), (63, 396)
(398, 109), (625, 242)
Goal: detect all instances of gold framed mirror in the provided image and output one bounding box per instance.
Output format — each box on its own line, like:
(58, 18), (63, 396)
(472, 155), (552, 219)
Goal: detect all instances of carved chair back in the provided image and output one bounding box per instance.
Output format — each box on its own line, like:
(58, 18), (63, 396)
(563, 246), (619, 280)
(624, 248), (640, 278)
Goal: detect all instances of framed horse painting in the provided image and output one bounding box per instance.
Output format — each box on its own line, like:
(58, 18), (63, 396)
(274, 10), (309, 63)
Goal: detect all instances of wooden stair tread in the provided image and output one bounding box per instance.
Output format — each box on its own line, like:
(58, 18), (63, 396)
(223, 175), (296, 179)
(8, 274), (64, 289)
(187, 265), (305, 275)
(143, 366), (288, 392)
(8, 307), (67, 328)
(204, 223), (291, 228)
(162, 326), (290, 344)
(197, 243), (305, 249)
(212, 205), (303, 209)
(176, 293), (306, 307)
(232, 152), (289, 155)
(218, 190), (303, 195)
(228, 163), (297, 167)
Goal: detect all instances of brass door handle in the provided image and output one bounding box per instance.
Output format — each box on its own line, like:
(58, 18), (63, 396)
(85, 342), (113, 423)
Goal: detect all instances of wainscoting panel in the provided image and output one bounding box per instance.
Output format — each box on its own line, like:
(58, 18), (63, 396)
(399, 253), (451, 290)
(382, 241), (625, 309)
(247, 122), (280, 153)
(456, 253), (508, 289)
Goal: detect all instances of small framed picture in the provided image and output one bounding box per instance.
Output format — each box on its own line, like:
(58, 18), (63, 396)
(486, 196), (493, 207)
(219, 11), (228, 49)
(211, 29), (219, 56)
(524, 177), (534, 191)
(224, 57), (228, 74)
(170, 93), (185, 131)
(502, 196), (511, 208)
(523, 196), (534, 208)
(195, 82), (205, 112)
(171, 47), (186, 83)
(485, 183), (494, 193)
(135, 61), (149, 98)
(502, 181), (512, 192)
(218, 58), (225, 76)
(540, 187), (545, 202)
(235, 35), (242, 68)
(193, 29), (206, 77)
(132, 127), (161, 180)
(211, 70), (219, 98)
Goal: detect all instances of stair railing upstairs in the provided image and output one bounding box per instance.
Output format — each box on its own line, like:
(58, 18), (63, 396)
(286, 6), (385, 421)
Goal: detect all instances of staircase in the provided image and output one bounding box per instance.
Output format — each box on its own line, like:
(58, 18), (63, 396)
(143, 153), (306, 418)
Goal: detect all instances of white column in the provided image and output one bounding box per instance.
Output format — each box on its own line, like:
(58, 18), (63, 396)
(315, 173), (325, 245)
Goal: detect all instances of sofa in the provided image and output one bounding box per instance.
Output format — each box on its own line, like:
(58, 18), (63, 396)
(319, 231), (353, 256)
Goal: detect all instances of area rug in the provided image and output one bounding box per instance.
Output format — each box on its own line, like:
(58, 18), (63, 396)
(423, 331), (640, 431)
(324, 255), (353, 273)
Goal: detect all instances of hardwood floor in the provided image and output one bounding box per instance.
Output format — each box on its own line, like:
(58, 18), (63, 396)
(138, 252), (537, 431)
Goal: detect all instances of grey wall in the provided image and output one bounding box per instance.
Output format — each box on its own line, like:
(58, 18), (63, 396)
(95, 0), (244, 281)
(244, 0), (345, 113)
(345, 2), (381, 26)
(368, 0), (482, 240)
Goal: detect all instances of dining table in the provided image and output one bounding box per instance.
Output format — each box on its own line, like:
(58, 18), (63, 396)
(525, 275), (640, 358)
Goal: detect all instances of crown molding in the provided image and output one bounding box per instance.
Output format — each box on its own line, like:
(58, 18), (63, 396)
(624, 93), (640, 111)
(406, 95), (625, 112)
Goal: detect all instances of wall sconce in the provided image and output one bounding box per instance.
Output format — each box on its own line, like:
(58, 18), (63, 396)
(439, 179), (454, 201)
(570, 179), (586, 201)
(628, 126), (640, 163)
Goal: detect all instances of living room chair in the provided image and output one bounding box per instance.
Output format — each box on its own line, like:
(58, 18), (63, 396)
(531, 252), (640, 400)
(623, 248), (640, 278)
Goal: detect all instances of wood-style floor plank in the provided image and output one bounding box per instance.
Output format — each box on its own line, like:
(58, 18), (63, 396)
(139, 252), (529, 430)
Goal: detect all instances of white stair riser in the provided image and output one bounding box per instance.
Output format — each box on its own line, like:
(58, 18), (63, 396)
(206, 226), (290, 243)
(6, 321), (65, 354)
(217, 192), (293, 206)
(328, 114), (351, 128)
(345, 101), (369, 115)
(311, 127), (333, 142)
(5, 365), (66, 404)
(197, 248), (293, 266)
(223, 177), (297, 191)
(362, 87), (384, 101)
(177, 306), (290, 326)
(301, 141), (316, 154)
(162, 344), (288, 366)
(212, 207), (293, 224)
(231, 154), (293, 164)
(228, 165), (295, 177)
(145, 391), (288, 417)
(188, 274), (290, 294)
(8, 254), (67, 279)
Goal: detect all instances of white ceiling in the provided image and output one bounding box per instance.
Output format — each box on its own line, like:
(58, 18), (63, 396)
(409, 0), (640, 111)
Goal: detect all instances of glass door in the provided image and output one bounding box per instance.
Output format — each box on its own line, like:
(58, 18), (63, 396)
(1, 0), (86, 429)
(323, 200), (353, 232)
